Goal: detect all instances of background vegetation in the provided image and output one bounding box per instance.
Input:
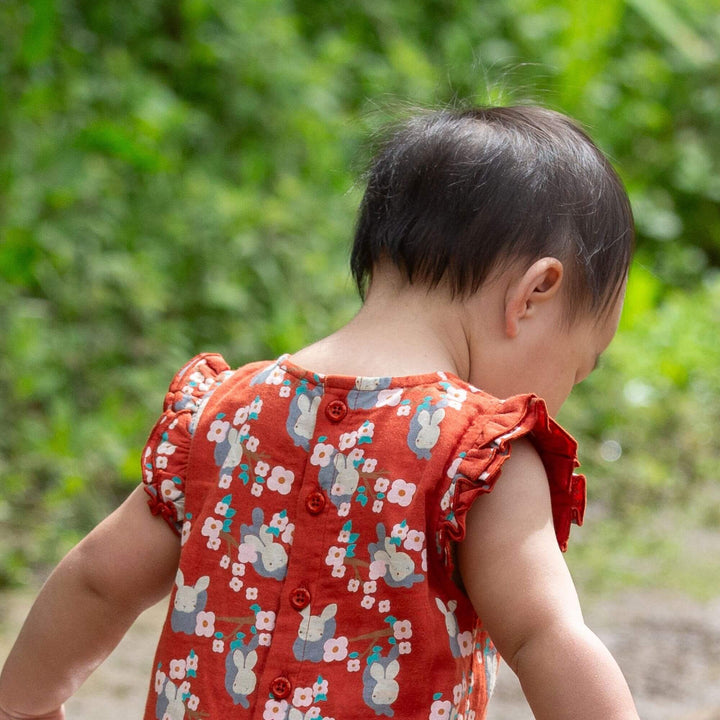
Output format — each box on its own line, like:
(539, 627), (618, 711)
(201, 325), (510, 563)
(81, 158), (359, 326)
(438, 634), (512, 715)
(1, 0), (719, 593)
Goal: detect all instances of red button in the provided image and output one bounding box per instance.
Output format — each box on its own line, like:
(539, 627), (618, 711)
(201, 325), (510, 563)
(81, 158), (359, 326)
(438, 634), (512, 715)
(305, 490), (326, 515)
(290, 587), (311, 610)
(270, 675), (292, 699)
(325, 399), (348, 422)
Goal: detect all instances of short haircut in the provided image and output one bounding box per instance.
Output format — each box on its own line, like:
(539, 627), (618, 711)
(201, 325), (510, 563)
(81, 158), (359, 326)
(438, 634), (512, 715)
(351, 106), (634, 321)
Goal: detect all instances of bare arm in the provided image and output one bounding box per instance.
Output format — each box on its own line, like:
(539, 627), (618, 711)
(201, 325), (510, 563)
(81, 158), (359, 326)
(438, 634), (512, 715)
(457, 439), (640, 720)
(0, 486), (181, 720)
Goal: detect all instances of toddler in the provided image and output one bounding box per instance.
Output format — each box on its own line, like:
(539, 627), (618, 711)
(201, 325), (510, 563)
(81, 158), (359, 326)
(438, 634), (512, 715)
(0, 105), (640, 719)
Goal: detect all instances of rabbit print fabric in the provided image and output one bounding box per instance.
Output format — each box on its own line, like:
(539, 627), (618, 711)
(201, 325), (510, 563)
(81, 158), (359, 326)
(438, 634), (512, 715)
(142, 354), (585, 719)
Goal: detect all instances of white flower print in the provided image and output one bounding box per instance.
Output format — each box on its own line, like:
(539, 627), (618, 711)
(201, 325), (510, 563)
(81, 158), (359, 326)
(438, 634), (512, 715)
(219, 473), (233, 489)
(292, 686), (314, 708)
(338, 502), (351, 517)
(266, 367), (285, 386)
(453, 683), (463, 704)
(157, 439), (177, 455)
(347, 659), (361, 673)
(207, 537), (221, 551)
(201, 516), (222, 540)
(374, 477), (390, 493)
(251, 483), (263, 497)
(169, 659), (186, 679)
(229, 577), (243, 592)
(233, 407), (249, 426)
(246, 435), (259, 452)
(154, 669), (167, 693)
(186, 653), (198, 672)
(397, 404), (411, 416)
(206, 420), (229, 443)
(214, 501), (230, 516)
(310, 442), (335, 467)
(376, 388), (403, 407)
(245, 586), (258, 600)
(387, 479), (416, 507)
(195, 611), (215, 637)
(391, 523), (408, 541)
(357, 421), (375, 441)
(279, 385), (291, 397)
(220, 554), (230, 569)
(239, 423), (251, 437)
(458, 631), (473, 657)
(398, 641), (412, 654)
(181, 521), (191, 546)
(258, 632), (272, 646)
(250, 397), (263, 414)
(270, 512), (289, 532)
(422, 548), (428, 572)
(187, 695), (200, 711)
(361, 594), (375, 609)
(313, 678), (329, 696)
(363, 580), (377, 594)
(378, 599), (391, 613)
(444, 385), (467, 410)
(282, 523), (295, 544)
(255, 461), (270, 477)
(178, 680), (191, 697)
(155, 456), (168, 469)
(323, 636), (349, 662)
(337, 529), (351, 543)
(325, 546), (346, 567)
(263, 699), (289, 720)
(267, 466), (295, 495)
(447, 456), (463, 478)
(347, 578), (360, 592)
(232, 561), (246, 576)
(430, 699), (453, 720)
(347, 448), (364, 464)
(338, 431), (357, 450)
(331, 564), (346, 578)
(404, 529), (425, 551)
(256, 611), (276, 631)
(372, 500), (384, 513)
(362, 458), (378, 473)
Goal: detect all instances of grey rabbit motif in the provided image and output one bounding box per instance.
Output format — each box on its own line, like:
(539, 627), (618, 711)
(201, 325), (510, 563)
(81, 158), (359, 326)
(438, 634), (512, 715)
(292, 602), (337, 662)
(240, 507), (288, 580)
(362, 646), (400, 716)
(317, 451), (359, 508)
(435, 597), (462, 658)
(286, 388), (324, 450)
(171, 569), (210, 635)
(224, 635), (260, 708)
(347, 376), (392, 410)
(154, 677), (186, 720)
(406, 401), (446, 459)
(214, 426), (244, 478)
(368, 523), (424, 589)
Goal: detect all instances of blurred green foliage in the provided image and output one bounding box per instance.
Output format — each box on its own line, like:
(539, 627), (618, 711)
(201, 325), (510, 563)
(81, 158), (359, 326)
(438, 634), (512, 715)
(0, 0), (719, 586)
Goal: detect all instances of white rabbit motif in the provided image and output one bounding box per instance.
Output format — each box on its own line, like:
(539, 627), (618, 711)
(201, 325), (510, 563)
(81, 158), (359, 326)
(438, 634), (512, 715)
(297, 603), (337, 642)
(294, 393), (321, 440)
(375, 538), (416, 583)
(435, 597), (458, 638)
(355, 376), (381, 391)
(415, 408), (445, 450)
(164, 681), (186, 720)
(231, 647), (258, 696)
(370, 659), (400, 705)
(244, 525), (288, 575)
(174, 570), (210, 613)
(330, 453), (360, 497)
(223, 427), (244, 470)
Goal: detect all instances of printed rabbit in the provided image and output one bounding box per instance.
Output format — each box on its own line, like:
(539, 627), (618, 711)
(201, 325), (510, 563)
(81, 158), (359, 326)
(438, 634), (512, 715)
(407, 403), (446, 459)
(224, 636), (259, 707)
(240, 507), (289, 580)
(362, 647), (401, 716)
(286, 389), (323, 449)
(330, 453), (360, 498)
(293, 603), (337, 662)
(171, 570), (210, 635)
(435, 597), (461, 658)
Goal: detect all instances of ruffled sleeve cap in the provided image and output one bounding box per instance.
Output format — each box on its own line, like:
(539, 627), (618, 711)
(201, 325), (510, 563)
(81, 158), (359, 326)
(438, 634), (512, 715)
(141, 354), (233, 535)
(438, 392), (586, 567)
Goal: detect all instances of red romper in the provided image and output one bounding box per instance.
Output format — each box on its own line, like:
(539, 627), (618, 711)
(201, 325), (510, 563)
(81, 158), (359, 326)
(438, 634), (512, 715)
(142, 353), (585, 720)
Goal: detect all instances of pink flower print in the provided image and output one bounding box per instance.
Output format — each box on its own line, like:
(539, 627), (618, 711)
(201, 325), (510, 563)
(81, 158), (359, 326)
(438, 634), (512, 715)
(238, 423), (250, 437)
(391, 523), (408, 541)
(363, 580), (377, 594)
(325, 546), (346, 567)
(250, 398), (263, 414)
(373, 477), (390, 493)
(255, 461), (270, 477)
(245, 586), (258, 600)
(258, 632), (272, 646)
(219, 473), (233, 489)
(155, 455), (168, 470)
(313, 678), (329, 696)
(357, 421), (374, 441)
(237, 542), (258, 563)
(187, 695), (200, 711)
(378, 599), (391, 613)
(266, 366), (285, 386)
(398, 641), (412, 654)
(347, 658), (361, 672)
(430, 699), (453, 720)
(263, 699), (289, 720)
(306, 708), (321, 719)
(220, 554), (230, 569)
(457, 631), (473, 657)
(404, 529), (425, 551)
(361, 458), (377, 473)
(310, 442), (335, 467)
(444, 385), (467, 410)
(282, 523), (295, 544)
(393, 619), (412, 639)
(213, 638), (225, 653)
(233, 407), (249, 426)
(246, 435), (259, 452)
(232, 561), (246, 576)
(251, 483), (263, 497)
(331, 564), (346, 578)
(229, 577), (243, 592)
(323, 635), (349, 662)
(292, 686), (314, 708)
(267, 466), (295, 495)
(178, 680), (191, 697)
(369, 559), (386, 580)
(361, 594), (375, 609)
(207, 420), (230, 443)
(396, 404), (411, 416)
(279, 385), (291, 397)
(186, 653), (199, 672)
(347, 578), (360, 592)
(169, 658), (186, 679)
(452, 683), (463, 704)
(387, 479), (416, 507)
(338, 502), (351, 517)
(270, 512), (289, 532)
(207, 537), (221, 551)
(256, 611), (276, 631)
(215, 501), (230, 516)
(337, 529), (351, 543)
(347, 448), (364, 463)
(201, 516), (223, 540)
(372, 500), (383, 513)
(195, 611), (216, 637)
(154, 669), (167, 693)
(338, 431), (357, 450)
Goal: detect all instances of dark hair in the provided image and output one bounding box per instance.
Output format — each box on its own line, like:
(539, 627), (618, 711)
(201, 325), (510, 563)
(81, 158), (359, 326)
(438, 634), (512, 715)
(351, 106), (634, 321)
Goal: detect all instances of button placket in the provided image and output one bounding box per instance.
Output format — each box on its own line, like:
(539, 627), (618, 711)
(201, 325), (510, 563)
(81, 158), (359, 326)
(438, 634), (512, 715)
(270, 675), (292, 699)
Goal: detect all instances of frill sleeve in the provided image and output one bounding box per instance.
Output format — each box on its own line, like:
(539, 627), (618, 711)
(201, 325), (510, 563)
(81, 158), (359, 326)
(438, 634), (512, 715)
(437, 393), (586, 569)
(141, 353), (233, 535)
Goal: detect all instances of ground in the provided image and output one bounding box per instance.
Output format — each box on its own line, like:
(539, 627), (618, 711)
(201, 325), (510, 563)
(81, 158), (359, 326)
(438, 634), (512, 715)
(1, 588), (719, 718)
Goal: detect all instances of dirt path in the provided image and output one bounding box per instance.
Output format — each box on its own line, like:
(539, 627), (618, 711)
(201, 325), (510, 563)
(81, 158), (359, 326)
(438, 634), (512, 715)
(2, 589), (719, 718)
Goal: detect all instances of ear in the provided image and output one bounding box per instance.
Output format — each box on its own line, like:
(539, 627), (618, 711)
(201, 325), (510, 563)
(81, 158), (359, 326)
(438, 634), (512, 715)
(504, 258), (564, 338)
